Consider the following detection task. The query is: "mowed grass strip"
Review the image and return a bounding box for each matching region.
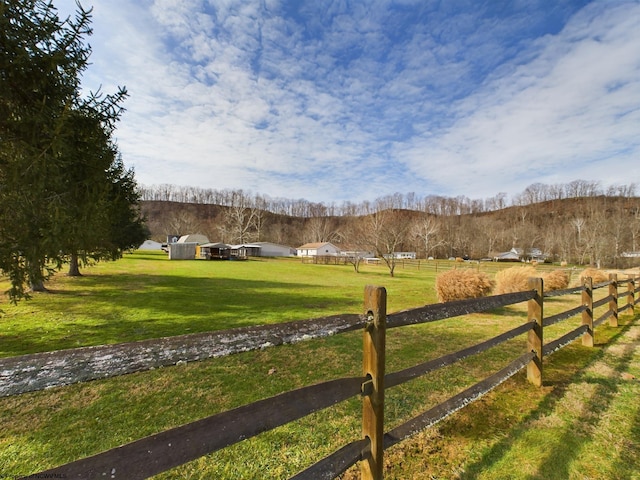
[0,252,637,478]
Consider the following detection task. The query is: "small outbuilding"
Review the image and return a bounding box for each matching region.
[169,242,198,260]
[200,242,231,260]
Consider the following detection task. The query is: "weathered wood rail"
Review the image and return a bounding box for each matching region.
[12,273,639,480]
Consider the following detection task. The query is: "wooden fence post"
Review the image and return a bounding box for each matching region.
[362,286,386,480]
[527,277,544,387]
[609,273,618,327]
[582,277,594,347]
[628,275,635,315]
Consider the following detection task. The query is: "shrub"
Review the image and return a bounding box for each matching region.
[494,266,538,294]
[579,268,609,284]
[435,269,494,302]
[541,269,570,292]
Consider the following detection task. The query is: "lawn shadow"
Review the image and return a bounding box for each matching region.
[459,317,639,479]
[2,270,361,357]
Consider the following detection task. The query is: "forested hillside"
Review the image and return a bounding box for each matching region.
[140,181,640,268]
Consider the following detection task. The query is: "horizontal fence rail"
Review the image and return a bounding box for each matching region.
[0,293,535,397]
[387,290,536,328]
[35,376,366,480]
[18,272,640,480]
[383,352,537,449]
[0,313,364,397]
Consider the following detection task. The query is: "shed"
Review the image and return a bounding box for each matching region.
[169,242,197,260]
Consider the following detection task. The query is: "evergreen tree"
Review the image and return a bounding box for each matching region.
[0,0,144,299]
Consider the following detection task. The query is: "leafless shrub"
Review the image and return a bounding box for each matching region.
[541,269,570,292]
[435,269,494,302]
[494,266,538,294]
[579,268,609,284]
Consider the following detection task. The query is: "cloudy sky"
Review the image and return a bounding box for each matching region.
[54,0,640,203]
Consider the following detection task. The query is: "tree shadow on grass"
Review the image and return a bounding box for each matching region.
[2,272,361,357]
[458,318,639,479]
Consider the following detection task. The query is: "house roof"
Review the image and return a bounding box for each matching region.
[495,251,521,260]
[177,234,209,244]
[297,242,336,249]
[200,242,229,248]
[254,241,294,249]
[138,240,162,250]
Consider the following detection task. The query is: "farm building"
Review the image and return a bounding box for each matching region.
[493,247,549,262]
[138,240,163,250]
[169,242,197,260]
[199,242,295,259]
[200,243,231,260]
[177,234,209,245]
[252,242,296,257]
[296,242,341,257]
[167,234,211,260]
[493,249,522,262]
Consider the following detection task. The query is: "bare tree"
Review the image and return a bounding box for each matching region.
[166,210,202,236]
[411,215,444,258]
[364,208,412,277]
[303,217,340,243]
[223,205,259,243]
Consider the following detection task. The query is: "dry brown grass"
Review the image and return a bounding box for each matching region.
[435,269,495,302]
[495,266,570,294]
[541,269,570,292]
[494,266,538,294]
[579,267,610,284]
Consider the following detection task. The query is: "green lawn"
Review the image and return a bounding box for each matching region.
[0,251,441,357]
[0,252,638,479]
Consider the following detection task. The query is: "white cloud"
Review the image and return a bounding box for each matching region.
[52,0,640,203]
[397,1,640,198]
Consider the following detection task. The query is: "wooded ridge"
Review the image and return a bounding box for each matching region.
[140,181,640,268]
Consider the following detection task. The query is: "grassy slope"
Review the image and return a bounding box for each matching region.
[0,252,638,479]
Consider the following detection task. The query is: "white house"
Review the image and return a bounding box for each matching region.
[296,242,341,257]
[392,252,417,259]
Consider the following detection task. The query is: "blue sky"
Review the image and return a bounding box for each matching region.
[54,0,640,203]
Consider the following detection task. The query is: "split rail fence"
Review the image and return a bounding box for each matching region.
[4,273,638,479]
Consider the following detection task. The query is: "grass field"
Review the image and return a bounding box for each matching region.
[0,252,638,479]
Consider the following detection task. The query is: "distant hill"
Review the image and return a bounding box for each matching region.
[140,196,640,268]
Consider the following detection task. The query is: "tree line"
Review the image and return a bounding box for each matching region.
[143,189,640,273]
[140,180,637,218]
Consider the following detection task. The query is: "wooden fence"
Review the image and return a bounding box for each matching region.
[7,273,639,479]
